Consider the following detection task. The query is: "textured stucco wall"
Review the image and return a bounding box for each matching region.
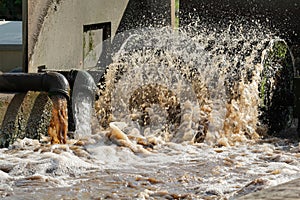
[0,92,53,147]
[0,47,22,72]
[26,0,173,73]
[26,0,129,72]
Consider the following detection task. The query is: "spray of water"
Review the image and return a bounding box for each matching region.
[95,20,293,147]
[0,19,297,200]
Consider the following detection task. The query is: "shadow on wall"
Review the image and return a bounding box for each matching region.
[113,0,171,53]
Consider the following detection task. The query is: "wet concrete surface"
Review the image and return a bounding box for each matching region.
[0,92,52,147]
[238,178,300,200]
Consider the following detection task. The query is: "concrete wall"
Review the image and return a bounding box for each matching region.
[25,0,173,73]
[26,0,129,72]
[0,45,22,72]
[0,92,52,147]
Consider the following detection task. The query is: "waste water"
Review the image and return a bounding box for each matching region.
[1,21,300,199]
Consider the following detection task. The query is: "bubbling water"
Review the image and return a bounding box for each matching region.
[96,21,285,147]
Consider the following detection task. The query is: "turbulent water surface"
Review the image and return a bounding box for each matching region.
[1,23,300,199]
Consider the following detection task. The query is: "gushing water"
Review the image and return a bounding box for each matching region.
[97,22,283,146]
[48,95,68,144]
[0,22,299,199]
[73,95,93,140]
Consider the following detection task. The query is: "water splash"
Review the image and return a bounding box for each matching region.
[96,21,292,147]
[97,27,213,144]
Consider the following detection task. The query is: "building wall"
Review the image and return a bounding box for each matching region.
[0,45,22,72]
[25,0,173,73]
[26,0,129,72]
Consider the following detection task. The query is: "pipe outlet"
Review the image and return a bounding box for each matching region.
[0,72,70,99]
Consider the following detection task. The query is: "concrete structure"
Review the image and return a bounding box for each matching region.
[0,92,52,147]
[0,21,22,72]
[24,0,172,74]
[24,0,129,73]
[238,178,300,199]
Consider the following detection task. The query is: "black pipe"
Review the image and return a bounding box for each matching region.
[37,69,97,133]
[52,70,97,95]
[71,70,97,98]
[0,72,70,99]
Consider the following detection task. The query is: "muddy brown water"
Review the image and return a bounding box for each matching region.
[1,135,300,199]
